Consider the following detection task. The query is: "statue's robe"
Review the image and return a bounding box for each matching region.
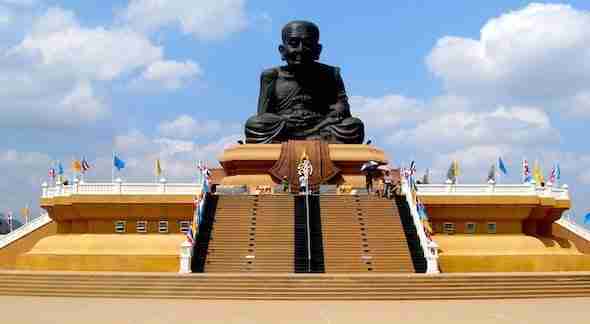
[245,62,364,144]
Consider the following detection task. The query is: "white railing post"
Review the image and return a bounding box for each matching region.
[159,178,167,193]
[115,178,123,194]
[41,182,48,198]
[401,177,440,274]
[179,240,193,274]
[487,179,495,193]
[56,180,63,196]
[73,178,80,193]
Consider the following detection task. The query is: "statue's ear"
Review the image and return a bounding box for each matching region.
[314,43,323,61]
[279,45,287,61]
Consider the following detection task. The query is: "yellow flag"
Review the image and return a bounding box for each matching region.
[533,160,544,184]
[155,159,162,177]
[71,160,82,172]
[21,205,30,223]
[453,160,460,177]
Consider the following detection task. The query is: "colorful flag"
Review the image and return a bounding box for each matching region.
[409,161,416,177]
[498,157,508,175]
[21,205,30,224]
[81,157,90,173]
[186,226,194,244]
[416,200,428,220]
[71,159,82,173]
[48,167,56,180]
[198,162,211,193]
[522,159,531,183]
[447,160,459,183]
[155,159,162,177]
[57,161,64,175]
[549,163,561,184]
[7,211,13,232]
[113,154,126,171]
[533,160,544,184]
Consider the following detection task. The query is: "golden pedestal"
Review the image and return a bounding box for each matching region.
[218,143,387,188]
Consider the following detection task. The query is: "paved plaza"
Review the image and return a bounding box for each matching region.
[1,296,588,324]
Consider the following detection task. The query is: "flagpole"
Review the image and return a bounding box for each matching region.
[496,158,504,184]
[112,151,115,183]
[71,156,75,184]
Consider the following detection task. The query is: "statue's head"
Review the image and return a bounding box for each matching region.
[279,20,322,66]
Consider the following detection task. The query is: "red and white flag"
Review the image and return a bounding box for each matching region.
[81,158,90,173]
[522,159,531,183]
[48,168,56,179]
[7,211,13,232]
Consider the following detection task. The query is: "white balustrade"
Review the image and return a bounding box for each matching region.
[416,183,568,199]
[401,178,440,274]
[0,213,52,249]
[42,181,202,198]
[178,240,194,274]
[556,218,590,242]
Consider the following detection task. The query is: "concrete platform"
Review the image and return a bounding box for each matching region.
[1,296,589,324]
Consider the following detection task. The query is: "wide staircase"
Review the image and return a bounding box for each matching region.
[204,195,257,272]
[320,195,415,273]
[360,195,415,272]
[320,195,368,272]
[251,195,295,272]
[2,271,590,300]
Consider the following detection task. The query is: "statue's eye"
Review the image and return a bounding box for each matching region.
[302,40,314,47]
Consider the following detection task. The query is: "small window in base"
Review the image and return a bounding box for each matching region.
[114,221,126,233]
[465,222,477,234]
[179,221,190,234]
[136,220,147,233]
[487,222,497,234]
[443,222,456,235]
[159,220,169,233]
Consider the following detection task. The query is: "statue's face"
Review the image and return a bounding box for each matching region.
[279,23,322,66]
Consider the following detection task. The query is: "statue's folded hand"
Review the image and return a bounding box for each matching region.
[326,110,343,120]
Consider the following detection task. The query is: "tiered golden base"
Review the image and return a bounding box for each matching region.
[219,144,386,188]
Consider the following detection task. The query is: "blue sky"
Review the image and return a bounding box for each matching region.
[1,1,590,226]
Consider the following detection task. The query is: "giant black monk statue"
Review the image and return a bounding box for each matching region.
[244,20,365,144]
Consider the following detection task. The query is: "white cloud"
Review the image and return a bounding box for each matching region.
[390,105,557,149]
[0,6,200,129]
[570,91,590,116]
[135,60,202,90]
[0,0,37,7]
[0,149,52,220]
[157,115,231,139]
[352,94,424,130]
[427,3,590,109]
[14,7,163,81]
[123,0,248,40]
[58,81,109,124]
[113,128,239,180]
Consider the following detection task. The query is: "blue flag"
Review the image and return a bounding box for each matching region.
[113,154,125,171]
[556,163,561,180]
[498,157,508,175]
[57,161,64,175]
[584,213,590,225]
